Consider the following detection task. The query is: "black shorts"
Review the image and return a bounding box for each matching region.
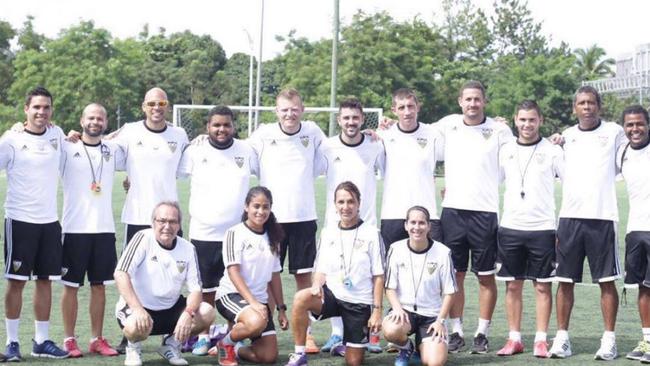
[380,219,443,250]
[556,218,621,283]
[387,309,438,346]
[4,218,62,280]
[191,240,224,292]
[624,231,650,288]
[440,208,498,274]
[311,285,370,348]
[279,220,317,274]
[61,233,117,287]
[496,227,556,282]
[215,293,275,340]
[116,296,186,335]
[125,224,184,249]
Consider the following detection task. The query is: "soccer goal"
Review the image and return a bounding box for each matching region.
[173,105,384,139]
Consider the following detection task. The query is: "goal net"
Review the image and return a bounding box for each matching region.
[173,105,384,139]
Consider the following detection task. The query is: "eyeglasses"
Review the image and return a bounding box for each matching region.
[144,100,169,108]
[154,218,179,226]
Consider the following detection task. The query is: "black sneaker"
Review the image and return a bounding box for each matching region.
[116,336,128,355]
[641,352,650,364]
[471,333,489,354]
[448,332,465,353]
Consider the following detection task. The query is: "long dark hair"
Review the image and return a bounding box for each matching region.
[240,186,284,254]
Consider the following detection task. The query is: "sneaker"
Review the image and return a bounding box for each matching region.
[285,352,308,366]
[63,338,83,358]
[496,339,524,356]
[533,340,548,358]
[594,337,617,361]
[394,339,414,366]
[0,353,6,362]
[329,341,345,357]
[320,335,342,352]
[124,343,142,366]
[367,334,382,353]
[192,337,211,356]
[158,337,188,366]
[411,350,421,364]
[627,340,650,360]
[181,335,198,353]
[548,337,572,358]
[305,335,320,354]
[217,340,238,366]
[116,336,128,355]
[385,342,400,353]
[31,339,69,358]
[447,332,465,353]
[5,341,21,362]
[470,333,489,354]
[89,337,119,356]
[641,352,650,364]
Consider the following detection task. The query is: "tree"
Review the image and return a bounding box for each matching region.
[574,44,615,80]
[17,15,46,51]
[491,0,547,59]
[0,20,15,105]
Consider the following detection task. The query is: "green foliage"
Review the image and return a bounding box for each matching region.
[574,44,615,80]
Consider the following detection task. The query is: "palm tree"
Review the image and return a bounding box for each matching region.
[574,44,615,80]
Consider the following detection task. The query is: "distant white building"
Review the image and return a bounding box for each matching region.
[585,43,650,102]
[616,43,650,77]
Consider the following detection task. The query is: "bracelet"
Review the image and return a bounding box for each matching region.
[276,304,287,312]
[371,304,382,310]
[184,307,196,318]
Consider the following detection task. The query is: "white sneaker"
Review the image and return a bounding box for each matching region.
[124,343,142,366]
[158,337,188,366]
[594,337,618,361]
[548,337,572,358]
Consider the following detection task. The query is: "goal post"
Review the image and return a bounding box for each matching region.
[173,104,384,139]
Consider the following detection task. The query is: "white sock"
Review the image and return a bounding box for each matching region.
[127,340,141,348]
[449,317,464,337]
[555,330,569,342]
[508,331,522,342]
[642,328,650,342]
[534,331,547,343]
[90,337,99,343]
[330,317,343,337]
[475,318,491,337]
[5,318,19,345]
[222,332,235,346]
[198,334,210,341]
[34,321,49,344]
[602,331,615,341]
[294,345,305,354]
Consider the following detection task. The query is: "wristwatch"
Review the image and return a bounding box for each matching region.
[276,304,288,311]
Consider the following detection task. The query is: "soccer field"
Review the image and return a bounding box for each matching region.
[0,173,642,365]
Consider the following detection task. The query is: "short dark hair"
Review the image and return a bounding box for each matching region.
[25,86,53,106]
[334,181,361,205]
[240,186,285,254]
[392,88,419,105]
[458,80,486,99]
[621,105,649,125]
[339,98,363,114]
[515,100,542,119]
[406,205,430,222]
[574,85,601,108]
[207,105,235,124]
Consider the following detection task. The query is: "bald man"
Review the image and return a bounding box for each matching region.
[59,103,125,357]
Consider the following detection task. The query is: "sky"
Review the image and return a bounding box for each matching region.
[3,0,649,62]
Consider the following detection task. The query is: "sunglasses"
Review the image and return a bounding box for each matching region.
[144,100,169,107]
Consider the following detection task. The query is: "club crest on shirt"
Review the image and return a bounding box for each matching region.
[353,239,366,249]
[234,156,244,168]
[176,261,187,273]
[535,153,546,164]
[168,141,178,153]
[61,267,68,276]
[480,128,493,140]
[427,262,438,274]
[300,136,309,148]
[49,138,58,150]
[102,146,111,162]
[598,136,608,147]
[417,137,428,148]
[12,261,21,272]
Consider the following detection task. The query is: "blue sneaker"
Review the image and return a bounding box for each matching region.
[394,339,414,366]
[330,341,346,357]
[191,337,210,356]
[320,335,343,352]
[31,339,69,359]
[5,341,21,362]
[411,350,421,364]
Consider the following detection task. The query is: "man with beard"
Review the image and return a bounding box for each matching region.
[59,103,125,357]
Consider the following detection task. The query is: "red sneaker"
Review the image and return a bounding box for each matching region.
[496,339,524,356]
[89,337,119,357]
[533,340,549,358]
[217,341,238,366]
[64,338,83,358]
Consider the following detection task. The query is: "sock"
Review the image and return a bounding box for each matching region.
[222,332,235,346]
[6,318,19,344]
[475,318,490,337]
[643,328,650,342]
[234,341,244,356]
[294,345,306,354]
[198,334,210,341]
[602,331,615,341]
[127,340,141,349]
[90,336,99,343]
[449,317,464,337]
[534,331,547,343]
[397,339,413,349]
[556,330,569,342]
[508,331,522,342]
[163,334,180,347]
[34,320,49,344]
[64,336,75,342]
[330,317,343,337]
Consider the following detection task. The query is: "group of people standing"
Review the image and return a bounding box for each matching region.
[0,79,648,366]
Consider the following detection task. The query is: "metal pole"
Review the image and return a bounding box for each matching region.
[254,0,265,130]
[328,0,340,137]
[244,29,255,136]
